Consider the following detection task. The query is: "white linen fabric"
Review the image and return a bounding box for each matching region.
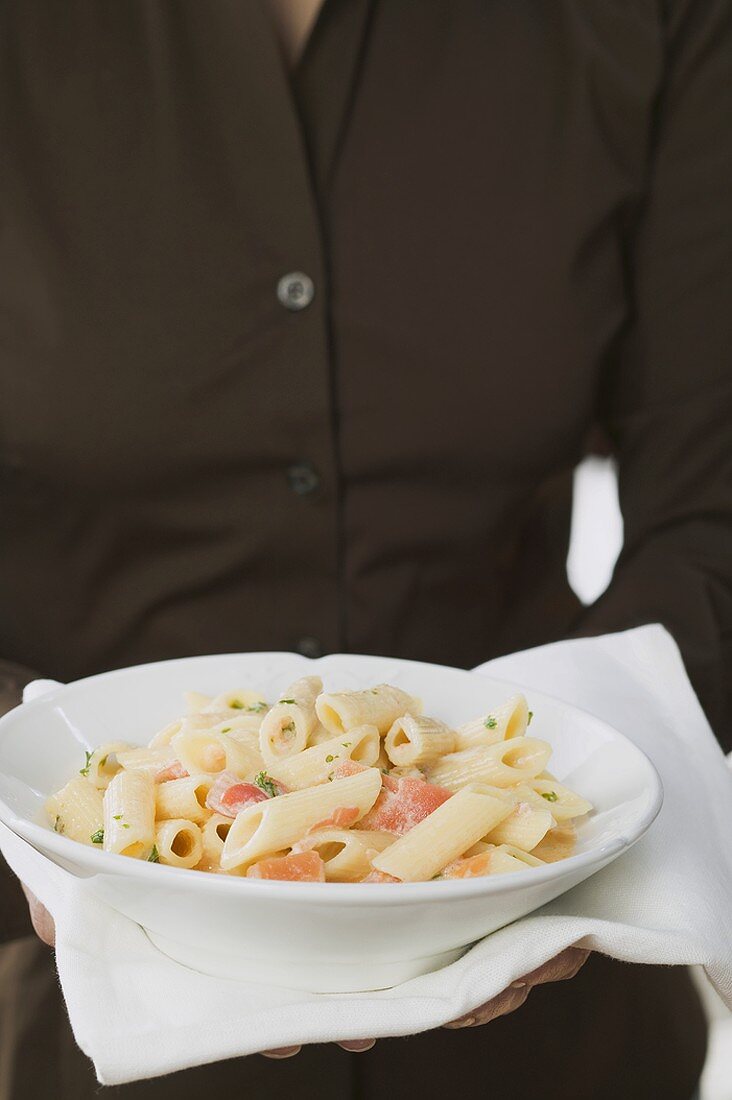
[1,625,730,1085]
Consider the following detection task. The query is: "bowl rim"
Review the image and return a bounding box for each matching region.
[0,650,664,906]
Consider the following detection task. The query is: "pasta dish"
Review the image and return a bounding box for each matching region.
[46,677,592,882]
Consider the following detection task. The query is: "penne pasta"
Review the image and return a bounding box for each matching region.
[259,676,322,764]
[103,769,156,859]
[171,728,263,778]
[46,777,104,845]
[316,684,421,735]
[426,737,552,791]
[528,778,593,822]
[371,786,513,882]
[267,724,380,789]
[220,767,383,870]
[156,774,214,824]
[292,827,394,881]
[483,799,554,851]
[384,714,456,768]
[155,819,203,869]
[454,693,530,750]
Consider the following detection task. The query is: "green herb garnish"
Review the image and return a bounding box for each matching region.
[246,702,267,713]
[541,791,559,802]
[527,710,534,726]
[325,754,337,763]
[484,715,498,730]
[280,699,296,705]
[342,742,351,748]
[99,754,109,769]
[112,814,123,821]
[53,815,65,834]
[122,823,131,829]
[282,721,296,736]
[254,771,279,798]
[229,700,245,709]
[148,845,160,863]
[79,750,94,777]
[90,828,104,844]
[220,727,232,733]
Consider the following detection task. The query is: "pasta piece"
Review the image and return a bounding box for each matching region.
[292,827,394,882]
[203,689,269,715]
[426,737,552,791]
[267,724,379,789]
[155,819,203,869]
[199,812,235,870]
[528,779,593,822]
[156,774,214,824]
[115,746,178,778]
[148,720,184,749]
[454,693,529,750]
[46,777,104,845]
[316,684,421,735]
[306,723,335,747]
[484,799,554,851]
[220,767,382,870]
[82,742,136,789]
[259,676,322,764]
[103,769,156,859]
[171,728,263,778]
[371,786,513,882]
[531,823,577,863]
[486,844,546,874]
[184,691,212,713]
[384,715,456,768]
[209,714,263,743]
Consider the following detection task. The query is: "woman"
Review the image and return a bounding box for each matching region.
[1,1,728,1097]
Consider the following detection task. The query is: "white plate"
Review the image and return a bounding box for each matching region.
[0,651,662,992]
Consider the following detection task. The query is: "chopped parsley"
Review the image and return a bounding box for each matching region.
[220,727,232,733]
[148,845,160,863]
[229,700,245,709]
[325,754,337,763]
[342,742,352,748]
[282,720,296,736]
[112,814,123,821]
[90,828,104,845]
[527,710,534,726]
[280,698,296,705]
[254,771,279,798]
[541,791,559,802]
[79,750,94,777]
[121,823,131,829]
[53,815,65,834]
[246,701,267,713]
[369,689,379,695]
[484,715,498,730]
[327,774,334,782]
[99,754,109,769]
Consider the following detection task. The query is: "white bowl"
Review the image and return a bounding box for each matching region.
[0,652,662,993]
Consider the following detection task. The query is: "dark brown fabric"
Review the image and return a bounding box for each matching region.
[0,0,728,1095]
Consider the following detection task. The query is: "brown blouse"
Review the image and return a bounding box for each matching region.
[1,1,728,1096]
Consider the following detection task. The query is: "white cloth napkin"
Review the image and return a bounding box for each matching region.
[1,625,731,1086]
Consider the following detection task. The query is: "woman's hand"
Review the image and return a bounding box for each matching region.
[20,885,56,947]
[260,946,590,1057]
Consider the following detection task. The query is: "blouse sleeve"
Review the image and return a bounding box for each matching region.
[572,0,732,750]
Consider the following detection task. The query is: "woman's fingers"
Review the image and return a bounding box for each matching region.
[521,945,590,986]
[261,1039,376,1059]
[444,981,530,1028]
[444,945,591,1029]
[20,884,56,947]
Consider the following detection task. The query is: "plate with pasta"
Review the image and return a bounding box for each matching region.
[0,651,662,992]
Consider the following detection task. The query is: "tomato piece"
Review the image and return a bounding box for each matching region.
[441,852,493,879]
[247,851,326,882]
[359,776,452,835]
[361,869,400,883]
[206,771,269,817]
[155,761,189,783]
[307,806,360,833]
[331,760,369,779]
